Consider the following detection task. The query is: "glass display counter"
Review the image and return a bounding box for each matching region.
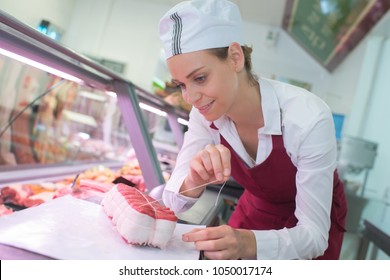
[0,10,188,209]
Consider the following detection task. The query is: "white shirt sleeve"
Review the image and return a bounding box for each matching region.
[162,109,219,212]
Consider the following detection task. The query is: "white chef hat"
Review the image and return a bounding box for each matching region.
[159,0,245,59]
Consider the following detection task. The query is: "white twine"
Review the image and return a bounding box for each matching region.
[135,179,227,209]
[214,180,227,207]
[132,186,158,246]
[133,186,157,214]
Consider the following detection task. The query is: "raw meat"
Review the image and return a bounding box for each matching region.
[78,179,114,193]
[0,183,57,209]
[0,204,13,216]
[0,185,28,206]
[101,184,177,249]
[53,179,114,201]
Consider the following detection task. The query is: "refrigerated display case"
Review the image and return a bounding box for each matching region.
[0,9,194,214]
[0,10,189,190]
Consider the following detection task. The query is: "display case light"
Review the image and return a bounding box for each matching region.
[105,91,117,98]
[139,102,167,117]
[0,47,83,84]
[139,102,189,126]
[177,117,189,126]
[77,132,90,140]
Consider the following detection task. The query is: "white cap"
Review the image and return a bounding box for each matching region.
[159,0,245,59]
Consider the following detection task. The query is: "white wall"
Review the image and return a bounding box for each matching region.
[63,0,172,91]
[341,13,390,203]
[1,0,76,32]
[327,11,390,118]
[243,22,331,100]
[323,37,366,115]
[358,37,390,239]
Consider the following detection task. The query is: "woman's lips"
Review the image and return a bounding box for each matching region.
[196,101,214,114]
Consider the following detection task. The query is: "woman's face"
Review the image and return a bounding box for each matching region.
[167,49,239,121]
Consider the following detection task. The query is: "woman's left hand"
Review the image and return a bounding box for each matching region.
[182,225,257,260]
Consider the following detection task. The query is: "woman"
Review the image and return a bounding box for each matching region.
[159,0,347,260]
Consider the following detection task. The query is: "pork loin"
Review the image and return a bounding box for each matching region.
[101,183,177,249]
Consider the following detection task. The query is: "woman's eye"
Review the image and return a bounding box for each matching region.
[195,75,206,83]
[176,83,185,90]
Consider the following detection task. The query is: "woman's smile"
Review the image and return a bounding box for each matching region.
[196,100,215,115]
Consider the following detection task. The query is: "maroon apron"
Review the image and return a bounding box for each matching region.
[216,128,347,259]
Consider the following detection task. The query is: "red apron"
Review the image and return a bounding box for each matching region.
[217,130,347,259]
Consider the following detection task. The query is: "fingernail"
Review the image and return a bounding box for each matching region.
[224,168,230,176]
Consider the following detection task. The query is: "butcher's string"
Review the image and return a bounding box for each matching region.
[134,187,157,214]
[137,179,227,209]
[133,186,159,245]
[214,180,227,207]
[175,179,227,208]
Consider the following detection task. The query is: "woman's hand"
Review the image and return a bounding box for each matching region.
[181,144,231,197]
[182,225,257,260]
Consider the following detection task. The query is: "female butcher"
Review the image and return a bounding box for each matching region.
[159,0,347,260]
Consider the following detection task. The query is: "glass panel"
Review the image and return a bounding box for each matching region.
[139,106,183,176]
[0,53,133,168]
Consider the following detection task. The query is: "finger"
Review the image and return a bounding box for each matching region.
[182,226,224,242]
[182,228,204,242]
[193,237,226,251]
[182,228,208,242]
[199,147,214,174]
[189,158,211,182]
[193,236,238,260]
[205,144,225,181]
[215,144,231,180]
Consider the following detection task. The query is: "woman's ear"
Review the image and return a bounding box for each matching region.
[228,42,245,72]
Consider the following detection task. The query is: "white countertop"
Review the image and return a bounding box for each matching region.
[0,196,201,260]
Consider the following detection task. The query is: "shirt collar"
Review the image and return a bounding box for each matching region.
[259,78,282,135]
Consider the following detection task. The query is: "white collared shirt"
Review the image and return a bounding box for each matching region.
[163,77,338,259]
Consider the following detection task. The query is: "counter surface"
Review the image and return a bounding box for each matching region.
[0,196,200,260]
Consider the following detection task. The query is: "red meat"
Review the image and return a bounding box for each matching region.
[101,184,177,249]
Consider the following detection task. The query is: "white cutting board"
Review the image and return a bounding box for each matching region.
[0,195,201,260]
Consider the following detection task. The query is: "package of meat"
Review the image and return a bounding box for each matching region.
[101,184,177,249]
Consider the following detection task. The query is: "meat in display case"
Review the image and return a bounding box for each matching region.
[0,10,188,215]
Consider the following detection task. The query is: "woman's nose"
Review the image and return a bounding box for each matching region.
[183,87,201,104]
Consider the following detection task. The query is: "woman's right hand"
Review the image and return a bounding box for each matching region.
[180,144,231,197]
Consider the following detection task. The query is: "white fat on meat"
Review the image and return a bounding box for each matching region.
[101,183,177,249]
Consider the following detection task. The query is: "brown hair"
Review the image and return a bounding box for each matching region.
[207,45,258,86]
